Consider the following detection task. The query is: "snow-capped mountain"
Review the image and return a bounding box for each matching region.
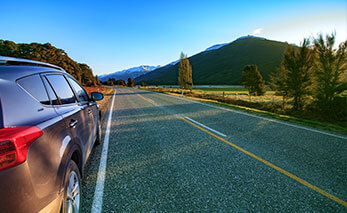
[99,65,160,81]
[204,43,229,52]
[159,42,231,69]
[168,59,180,66]
[159,36,267,69]
[237,35,266,41]
[135,35,283,85]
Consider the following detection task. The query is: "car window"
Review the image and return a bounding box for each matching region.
[45,74,77,105]
[17,74,50,105]
[42,76,60,105]
[67,77,89,102]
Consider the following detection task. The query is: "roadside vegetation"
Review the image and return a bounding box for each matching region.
[0,40,102,87]
[84,86,114,117]
[102,78,126,86]
[178,52,193,91]
[142,33,347,134]
[0,40,116,119]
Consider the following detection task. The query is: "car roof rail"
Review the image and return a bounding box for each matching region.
[0,56,65,71]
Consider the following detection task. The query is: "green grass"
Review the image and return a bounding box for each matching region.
[192,87,248,92]
[201,100,347,136]
[142,87,347,136]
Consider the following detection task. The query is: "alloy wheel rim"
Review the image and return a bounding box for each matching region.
[66,171,80,213]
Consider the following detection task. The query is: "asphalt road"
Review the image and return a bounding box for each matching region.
[82,86,347,212]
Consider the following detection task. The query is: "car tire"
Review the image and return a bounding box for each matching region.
[60,160,81,213]
[95,119,102,146]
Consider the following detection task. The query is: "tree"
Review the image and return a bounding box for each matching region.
[141,82,146,87]
[273,39,313,111]
[79,63,96,86]
[312,33,347,114]
[241,65,265,96]
[0,40,100,86]
[127,78,135,87]
[95,75,102,86]
[178,52,193,90]
[270,66,289,108]
[116,80,126,86]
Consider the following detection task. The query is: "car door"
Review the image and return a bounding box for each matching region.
[66,76,97,160]
[44,74,89,159]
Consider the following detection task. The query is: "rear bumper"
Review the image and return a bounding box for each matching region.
[0,162,62,213]
[39,193,63,213]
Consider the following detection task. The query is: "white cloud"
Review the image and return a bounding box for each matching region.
[252,28,263,35]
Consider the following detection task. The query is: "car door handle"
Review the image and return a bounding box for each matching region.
[69,120,78,128]
[88,110,92,114]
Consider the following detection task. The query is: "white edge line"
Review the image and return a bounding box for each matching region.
[184,116,227,137]
[154,91,346,140]
[137,91,227,137]
[91,89,116,213]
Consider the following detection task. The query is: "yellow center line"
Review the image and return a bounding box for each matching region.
[137,93,346,207]
[181,117,346,207]
[137,94,153,104]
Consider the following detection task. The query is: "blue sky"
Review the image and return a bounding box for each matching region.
[1,0,346,75]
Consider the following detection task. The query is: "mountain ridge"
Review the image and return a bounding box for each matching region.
[135,36,290,85]
[99,65,160,81]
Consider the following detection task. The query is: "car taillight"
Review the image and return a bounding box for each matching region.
[0,127,43,171]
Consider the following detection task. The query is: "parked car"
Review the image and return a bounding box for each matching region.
[0,56,104,212]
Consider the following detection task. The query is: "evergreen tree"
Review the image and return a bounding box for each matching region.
[241,65,265,96]
[312,33,347,113]
[127,78,135,87]
[270,66,289,108]
[273,39,313,111]
[178,52,193,90]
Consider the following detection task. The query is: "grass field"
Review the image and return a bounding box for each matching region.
[142,86,347,135]
[162,87,281,104]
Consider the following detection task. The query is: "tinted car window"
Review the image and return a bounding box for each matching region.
[67,77,89,102]
[46,75,76,105]
[17,74,50,105]
[42,76,59,105]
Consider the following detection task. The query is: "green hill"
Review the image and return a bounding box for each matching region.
[135,36,290,85]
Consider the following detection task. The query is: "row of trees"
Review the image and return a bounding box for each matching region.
[0,40,101,86]
[240,33,346,119]
[271,33,346,116]
[102,78,126,86]
[102,77,135,87]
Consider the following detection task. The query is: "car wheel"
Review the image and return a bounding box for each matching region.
[61,160,81,213]
[95,119,102,145]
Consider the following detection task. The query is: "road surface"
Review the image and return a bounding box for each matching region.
[81,87,346,212]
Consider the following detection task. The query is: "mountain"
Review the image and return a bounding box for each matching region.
[135,36,290,85]
[204,43,229,52]
[99,65,160,81]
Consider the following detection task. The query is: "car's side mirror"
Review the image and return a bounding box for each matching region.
[91,92,104,101]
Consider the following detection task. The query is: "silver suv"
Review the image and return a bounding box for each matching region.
[0,56,104,212]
